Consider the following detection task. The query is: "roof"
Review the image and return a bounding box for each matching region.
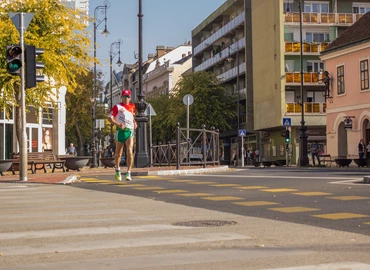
[322,11,370,54]
[173,54,192,65]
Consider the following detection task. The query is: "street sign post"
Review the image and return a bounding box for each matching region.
[145,103,157,167]
[282,117,292,127]
[238,129,246,167]
[183,94,194,141]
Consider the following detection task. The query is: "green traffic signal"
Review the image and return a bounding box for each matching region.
[6,45,23,75]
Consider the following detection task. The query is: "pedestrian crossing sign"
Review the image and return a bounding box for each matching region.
[282,118,292,127]
[238,129,246,137]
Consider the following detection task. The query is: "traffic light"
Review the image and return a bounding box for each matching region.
[6,45,22,75]
[25,45,45,88]
[285,129,290,143]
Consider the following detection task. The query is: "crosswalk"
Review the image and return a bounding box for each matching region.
[1,182,370,269]
[79,175,370,224]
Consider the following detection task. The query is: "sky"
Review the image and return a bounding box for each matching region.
[88,0,226,84]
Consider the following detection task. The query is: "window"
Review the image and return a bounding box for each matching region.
[42,107,53,125]
[305,32,330,42]
[283,1,292,12]
[284,32,293,42]
[307,61,324,73]
[360,59,369,90]
[337,65,345,95]
[304,2,329,13]
[353,3,370,14]
[285,60,294,72]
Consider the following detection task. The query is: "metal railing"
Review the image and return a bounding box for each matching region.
[284,42,329,53]
[286,102,326,114]
[284,12,363,25]
[151,124,220,168]
[285,72,327,84]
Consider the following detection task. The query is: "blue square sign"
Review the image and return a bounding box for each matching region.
[238,129,246,137]
[282,118,291,127]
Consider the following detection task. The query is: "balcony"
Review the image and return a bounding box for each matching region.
[193,12,245,56]
[285,72,328,84]
[286,102,326,114]
[194,38,244,72]
[285,42,329,54]
[217,63,246,82]
[284,12,363,25]
[143,60,170,81]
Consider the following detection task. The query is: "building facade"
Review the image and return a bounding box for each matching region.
[320,11,370,159]
[192,0,369,164]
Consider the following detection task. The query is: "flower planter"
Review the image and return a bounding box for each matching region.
[0,160,13,176]
[59,156,91,171]
[100,157,115,168]
[334,158,352,167]
[353,158,368,167]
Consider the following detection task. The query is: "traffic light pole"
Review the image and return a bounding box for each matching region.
[8,12,35,181]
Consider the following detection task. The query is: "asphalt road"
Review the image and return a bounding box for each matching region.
[75,167,370,236]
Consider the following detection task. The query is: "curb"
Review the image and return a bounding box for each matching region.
[58,174,80,185]
[147,166,230,176]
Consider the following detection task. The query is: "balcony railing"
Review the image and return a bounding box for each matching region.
[285,42,329,53]
[193,12,245,56]
[284,12,363,25]
[285,72,328,84]
[286,102,326,114]
[194,38,244,72]
[217,63,246,82]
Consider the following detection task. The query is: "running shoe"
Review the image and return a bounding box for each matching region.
[115,170,122,181]
[125,172,132,181]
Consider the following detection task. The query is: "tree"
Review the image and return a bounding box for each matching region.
[65,69,108,155]
[147,71,237,143]
[0,0,93,147]
[169,71,237,131]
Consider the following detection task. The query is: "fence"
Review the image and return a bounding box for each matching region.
[151,124,220,169]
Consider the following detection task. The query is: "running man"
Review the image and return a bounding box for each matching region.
[108,89,137,181]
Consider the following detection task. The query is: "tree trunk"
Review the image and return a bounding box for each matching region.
[75,123,83,156]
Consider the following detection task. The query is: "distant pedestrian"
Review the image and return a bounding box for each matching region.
[255,149,260,162]
[367,141,370,158]
[310,141,320,166]
[358,139,365,159]
[66,143,77,156]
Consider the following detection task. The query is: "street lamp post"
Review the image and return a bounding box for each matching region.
[227,39,241,166]
[297,0,308,166]
[91,1,110,168]
[286,0,308,166]
[134,0,150,168]
[109,39,123,137]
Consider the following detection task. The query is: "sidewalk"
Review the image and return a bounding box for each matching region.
[0,165,230,185]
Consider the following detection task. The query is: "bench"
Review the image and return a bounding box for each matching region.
[11,152,65,174]
[318,154,335,167]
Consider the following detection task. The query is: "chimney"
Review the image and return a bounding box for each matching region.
[156,46,165,58]
[147,53,154,61]
[166,46,175,53]
[182,53,186,58]
[188,51,191,56]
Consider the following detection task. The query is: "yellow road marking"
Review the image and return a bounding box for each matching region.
[154,190,188,193]
[80,177,102,181]
[202,196,244,201]
[262,188,298,193]
[233,201,280,206]
[363,222,370,225]
[133,186,166,190]
[233,186,269,190]
[177,193,213,197]
[81,180,113,183]
[210,184,241,187]
[135,176,162,179]
[188,181,217,185]
[292,192,332,196]
[269,207,320,213]
[169,180,196,183]
[328,196,370,201]
[313,213,369,220]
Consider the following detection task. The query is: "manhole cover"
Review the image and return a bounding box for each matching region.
[172,220,237,227]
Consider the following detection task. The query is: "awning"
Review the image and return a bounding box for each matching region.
[307,135,326,141]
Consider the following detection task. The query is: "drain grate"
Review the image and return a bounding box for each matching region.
[172,220,237,227]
